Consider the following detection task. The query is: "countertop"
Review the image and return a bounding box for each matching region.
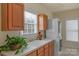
[2,39,54,56]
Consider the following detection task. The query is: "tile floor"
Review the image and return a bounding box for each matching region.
[58,48,79,56]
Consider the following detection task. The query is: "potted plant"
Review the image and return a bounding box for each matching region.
[0,35,28,54]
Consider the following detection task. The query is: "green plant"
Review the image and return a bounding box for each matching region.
[0,34,28,54]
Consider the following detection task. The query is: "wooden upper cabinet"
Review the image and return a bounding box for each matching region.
[37,14,48,31]
[1,3,24,31]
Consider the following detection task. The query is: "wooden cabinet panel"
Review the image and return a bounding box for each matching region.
[49,46,53,56]
[38,52,44,56]
[45,49,49,56]
[44,44,49,56]
[44,41,54,56]
[37,46,45,56]
[8,4,24,30]
[2,4,8,30]
[43,15,48,30]
[49,41,54,56]
[37,47,44,54]
[38,15,44,30]
[37,14,48,31]
[1,3,24,31]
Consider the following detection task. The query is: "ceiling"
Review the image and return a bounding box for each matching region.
[41,3,79,12]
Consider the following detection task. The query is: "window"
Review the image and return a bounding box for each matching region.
[21,11,37,34]
[66,20,78,42]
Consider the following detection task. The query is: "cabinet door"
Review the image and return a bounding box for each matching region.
[49,41,54,56]
[37,47,45,56]
[44,44,49,56]
[2,4,8,30]
[8,4,24,30]
[37,14,48,31]
[38,15,44,30]
[43,15,48,30]
[45,49,49,56]
[2,3,24,30]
